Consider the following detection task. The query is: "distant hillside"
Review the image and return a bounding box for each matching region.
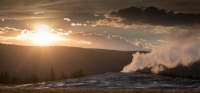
[0,43,148,78]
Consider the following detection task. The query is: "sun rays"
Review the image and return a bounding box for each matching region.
[30,24,64,45]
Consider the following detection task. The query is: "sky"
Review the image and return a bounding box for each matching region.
[0,0,200,51]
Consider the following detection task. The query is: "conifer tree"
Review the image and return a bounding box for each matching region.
[31,74,39,83]
[50,68,56,81]
[0,73,3,84]
[4,71,9,84]
[59,71,67,80]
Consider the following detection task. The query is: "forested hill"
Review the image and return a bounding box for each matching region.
[0,43,148,78]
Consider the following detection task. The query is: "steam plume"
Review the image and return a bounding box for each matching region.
[122,31,200,73]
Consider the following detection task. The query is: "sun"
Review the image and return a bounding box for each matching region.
[30,24,62,45]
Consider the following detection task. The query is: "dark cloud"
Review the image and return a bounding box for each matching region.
[1,0,200,21]
[105,6,200,27]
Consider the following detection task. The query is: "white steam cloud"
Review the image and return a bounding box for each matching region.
[122,31,200,73]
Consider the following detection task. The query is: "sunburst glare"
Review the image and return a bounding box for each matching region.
[30,24,64,45]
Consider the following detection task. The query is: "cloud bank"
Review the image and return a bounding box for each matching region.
[0,27,146,51]
[104,6,200,27]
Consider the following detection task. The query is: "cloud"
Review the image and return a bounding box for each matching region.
[0,27,146,51]
[94,13,100,17]
[60,31,146,51]
[103,6,200,27]
[1,0,200,32]
[0,0,103,20]
[0,27,22,37]
[157,40,168,43]
[1,0,200,21]
[140,39,147,42]
[94,18,150,29]
[77,40,92,44]
[64,18,70,21]
[71,23,82,26]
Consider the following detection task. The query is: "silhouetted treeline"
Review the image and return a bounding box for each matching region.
[0,71,9,84]
[0,68,86,85]
[0,71,39,85]
[70,69,86,78]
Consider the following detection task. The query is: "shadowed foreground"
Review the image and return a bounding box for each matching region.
[0,88,200,93]
[3,72,200,89]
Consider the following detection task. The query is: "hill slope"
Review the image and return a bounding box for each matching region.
[0,44,147,78]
